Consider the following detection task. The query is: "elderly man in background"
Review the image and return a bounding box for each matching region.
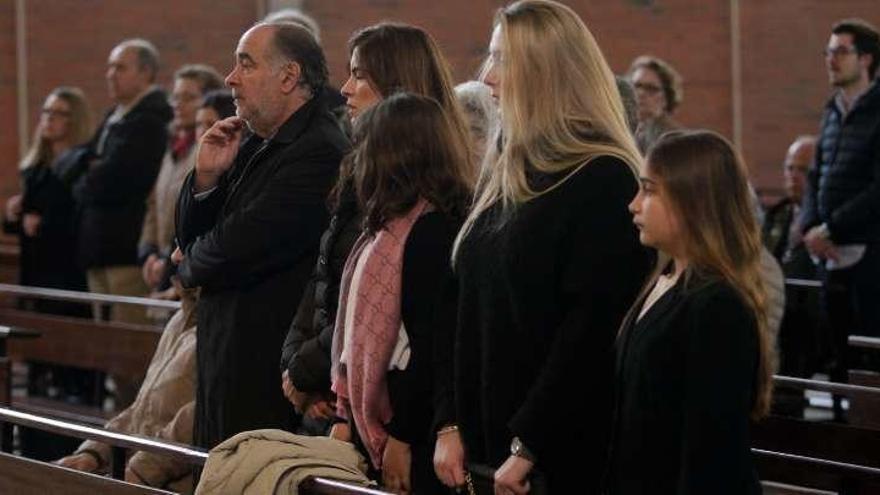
[74,38,172,327]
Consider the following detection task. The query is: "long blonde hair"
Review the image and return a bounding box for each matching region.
[20,87,92,170]
[643,130,775,419]
[454,0,642,258]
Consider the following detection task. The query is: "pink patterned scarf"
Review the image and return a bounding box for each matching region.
[331,199,431,469]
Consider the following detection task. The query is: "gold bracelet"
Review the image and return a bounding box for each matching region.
[437,424,459,436]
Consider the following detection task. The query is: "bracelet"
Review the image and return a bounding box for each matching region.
[437,424,459,436]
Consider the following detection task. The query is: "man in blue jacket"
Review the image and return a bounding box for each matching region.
[801,18,880,382]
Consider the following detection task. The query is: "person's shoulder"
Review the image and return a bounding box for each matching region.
[683,276,752,321]
[558,154,639,202]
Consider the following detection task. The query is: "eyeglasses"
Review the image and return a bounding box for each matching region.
[824,46,859,58]
[41,108,71,118]
[633,82,663,95]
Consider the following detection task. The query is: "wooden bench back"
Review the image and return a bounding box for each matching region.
[0,452,174,495]
[0,307,161,382]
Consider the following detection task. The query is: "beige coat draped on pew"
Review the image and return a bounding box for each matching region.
[194,430,372,495]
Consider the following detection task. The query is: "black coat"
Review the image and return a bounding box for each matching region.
[280,191,361,395]
[452,156,653,493]
[175,91,349,449]
[801,80,880,244]
[3,156,88,314]
[74,88,172,268]
[608,277,761,495]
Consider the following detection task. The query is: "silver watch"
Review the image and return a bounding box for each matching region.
[510,436,536,462]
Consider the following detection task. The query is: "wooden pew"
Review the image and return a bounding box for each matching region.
[756,375,880,493]
[0,452,174,495]
[0,405,387,495]
[0,307,163,424]
[300,477,391,495]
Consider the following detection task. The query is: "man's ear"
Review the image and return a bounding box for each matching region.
[280,61,302,94]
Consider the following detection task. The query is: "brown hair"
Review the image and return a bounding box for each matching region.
[628,55,684,113]
[351,92,472,234]
[174,64,224,93]
[331,22,476,210]
[640,130,775,419]
[832,18,880,79]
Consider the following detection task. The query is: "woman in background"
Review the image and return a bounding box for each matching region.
[4,86,93,312]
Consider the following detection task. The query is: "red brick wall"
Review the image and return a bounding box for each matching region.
[3,0,879,204]
[740,0,880,192]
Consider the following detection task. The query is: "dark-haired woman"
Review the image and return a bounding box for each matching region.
[329,93,471,494]
[279,21,472,438]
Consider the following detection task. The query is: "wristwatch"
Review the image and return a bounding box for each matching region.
[510,436,536,462]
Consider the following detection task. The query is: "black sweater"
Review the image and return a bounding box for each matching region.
[346,210,458,493]
[451,156,653,493]
[609,277,761,495]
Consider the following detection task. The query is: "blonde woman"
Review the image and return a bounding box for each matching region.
[4,87,92,311]
[610,130,773,494]
[434,1,653,493]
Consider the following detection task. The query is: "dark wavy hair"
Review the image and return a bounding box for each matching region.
[833,18,880,79]
[351,92,473,234]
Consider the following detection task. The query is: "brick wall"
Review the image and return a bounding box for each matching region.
[2,0,879,204]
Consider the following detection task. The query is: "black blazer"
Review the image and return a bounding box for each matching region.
[609,276,761,495]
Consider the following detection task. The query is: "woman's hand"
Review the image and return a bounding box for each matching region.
[22,213,42,237]
[329,422,351,442]
[494,455,533,495]
[5,194,22,222]
[433,428,466,488]
[55,452,100,472]
[382,435,412,495]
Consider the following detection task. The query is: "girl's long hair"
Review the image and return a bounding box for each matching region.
[639,130,775,419]
[453,0,642,260]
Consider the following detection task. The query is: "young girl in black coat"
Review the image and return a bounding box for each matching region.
[609,130,775,494]
[329,93,472,494]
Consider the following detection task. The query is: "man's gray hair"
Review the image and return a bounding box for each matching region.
[116,38,160,82]
[263,8,321,43]
[256,22,328,95]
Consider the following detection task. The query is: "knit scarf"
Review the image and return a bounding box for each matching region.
[331,198,431,469]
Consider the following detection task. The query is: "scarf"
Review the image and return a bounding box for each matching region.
[171,128,196,161]
[331,198,431,469]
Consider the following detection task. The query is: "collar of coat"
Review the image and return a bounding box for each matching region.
[265,87,331,146]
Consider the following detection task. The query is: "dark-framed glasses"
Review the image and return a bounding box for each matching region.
[824,46,859,58]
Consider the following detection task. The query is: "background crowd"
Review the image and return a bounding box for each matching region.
[1,1,878,494]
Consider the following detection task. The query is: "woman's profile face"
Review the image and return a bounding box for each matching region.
[340,47,382,121]
[39,94,72,143]
[481,25,504,105]
[628,165,682,255]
